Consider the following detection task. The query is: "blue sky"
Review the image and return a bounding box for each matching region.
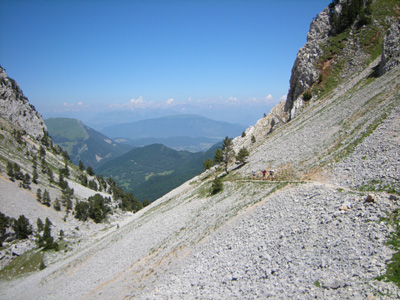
[0,0,329,127]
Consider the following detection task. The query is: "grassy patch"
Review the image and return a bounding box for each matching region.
[359,180,400,195]
[377,206,400,287]
[317,57,346,98]
[314,0,399,98]
[320,30,350,62]
[0,250,45,280]
[274,163,298,181]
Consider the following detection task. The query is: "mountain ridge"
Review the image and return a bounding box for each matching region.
[100,114,247,139]
[45,117,133,168]
[97,142,219,202]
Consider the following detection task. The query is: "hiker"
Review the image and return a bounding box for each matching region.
[252,171,256,180]
[262,170,267,180]
[269,169,275,181]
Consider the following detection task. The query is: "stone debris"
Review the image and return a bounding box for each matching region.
[137,184,399,300]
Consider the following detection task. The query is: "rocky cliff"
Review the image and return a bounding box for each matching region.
[379,20,400,75]
[284,0,400,121]
[284,7,331,120]
[0,66,47,140]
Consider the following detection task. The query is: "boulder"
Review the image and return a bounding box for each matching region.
[364,194,375,203]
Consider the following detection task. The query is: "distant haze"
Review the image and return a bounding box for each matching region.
[0,1,327,128]
[100,114,247,140]
[44,99,279,130]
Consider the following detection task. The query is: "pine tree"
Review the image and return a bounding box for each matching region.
[41,158,47,174]
[22,173,31,189]
[13,163,23,181]
[42,189,51,207]
[214,149,223,165]
[7,161,14,180]
[74,201,89,221]
[236,147,250,164]
[39,145,46,158]
[222,136,234,173]
[38,217,58,251]
[78,160,85,171]
[47,168,54,183]
[37,218,44,232]
[36,188,42,201]
[87,166,95,176]
[211,177,223,195]
[61,161,69,178]
[13,215,32,239]
[203,158,213,170]
[66,198,72,211]
[53,198,61,211]
[32,167,39,184]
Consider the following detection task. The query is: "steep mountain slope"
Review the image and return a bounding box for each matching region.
[45,117,133,169]
[0,66,142,274]
[97,143,219,202]
[2,60,398,298]
[1,1,400,299]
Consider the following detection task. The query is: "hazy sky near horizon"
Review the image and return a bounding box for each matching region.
[0,0,328,126]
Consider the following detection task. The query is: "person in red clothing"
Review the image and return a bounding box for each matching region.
[262,170,267,180]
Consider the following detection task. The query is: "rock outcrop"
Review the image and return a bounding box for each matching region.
[379,20,400,75]
[284,8,331,120]
[0,66,47,140]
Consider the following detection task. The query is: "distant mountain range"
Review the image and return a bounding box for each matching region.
[100,114,246,152]
[45,118,133,169]
[96,143,220,202]
[46,117,223,202]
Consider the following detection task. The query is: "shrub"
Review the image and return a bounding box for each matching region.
[211,177,223,195]
[303,90,312,101]
[203,158,213,170]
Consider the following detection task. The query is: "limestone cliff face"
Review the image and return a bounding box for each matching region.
[379,20,400,75]
[0,66,47,140]
[284,1,400,122]
[284,7,331,120]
